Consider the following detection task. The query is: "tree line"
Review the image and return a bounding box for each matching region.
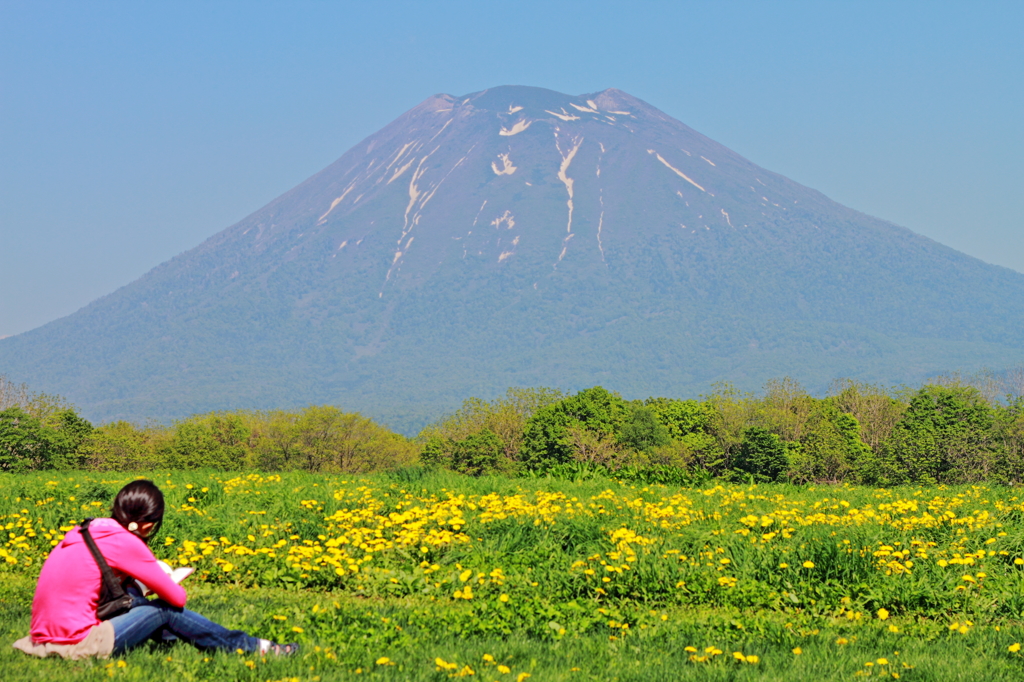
[3,371,1024,485]
[420,371,1024,486]
[0,376,416,473]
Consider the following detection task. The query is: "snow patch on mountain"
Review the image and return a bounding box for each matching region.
[499,120,532,136]
[545,108,580,122]
[491,152,517,175]
[648,149,706,193]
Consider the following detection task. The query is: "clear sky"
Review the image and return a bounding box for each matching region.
[2,0,1022,339]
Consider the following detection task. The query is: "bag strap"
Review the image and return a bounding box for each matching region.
[80,518,128,599]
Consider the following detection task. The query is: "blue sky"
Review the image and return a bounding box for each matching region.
[2,0,1022,338]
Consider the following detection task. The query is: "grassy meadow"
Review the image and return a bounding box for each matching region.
[3,469,1024,680]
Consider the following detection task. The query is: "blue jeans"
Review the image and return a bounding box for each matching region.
[108,587,261,655]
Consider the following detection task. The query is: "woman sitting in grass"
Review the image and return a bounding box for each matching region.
[12,479,298,660]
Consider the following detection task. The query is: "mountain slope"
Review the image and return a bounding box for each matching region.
[3,85,1023,432]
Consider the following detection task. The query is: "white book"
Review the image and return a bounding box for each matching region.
[136,560,194,595]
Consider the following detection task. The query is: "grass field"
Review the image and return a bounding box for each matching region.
[3,469,1024,680]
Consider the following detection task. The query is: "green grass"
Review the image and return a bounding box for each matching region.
[4,574,1023,681]
[4,470,1024,680]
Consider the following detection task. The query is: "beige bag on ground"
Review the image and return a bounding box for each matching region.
[12,621,114,660]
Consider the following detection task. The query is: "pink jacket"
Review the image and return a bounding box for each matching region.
[30,517,187,644]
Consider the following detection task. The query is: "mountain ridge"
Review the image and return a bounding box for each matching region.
[3,85,1023,433]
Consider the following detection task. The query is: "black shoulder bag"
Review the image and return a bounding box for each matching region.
[80,518,135,620]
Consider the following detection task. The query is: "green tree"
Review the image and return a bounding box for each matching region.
[829,379,906,453]
[420,435,451,470]
[520,387,629,470]
[45,409,94,469]
[734,427,788,482]
[82,421,154,471]
[876,385,995,484]
[644,397,724,472]
[0,406,92,471]
[706,383,758,471]
[168,413,252,470]
[420,387,562,466]
[618,405,670,453]
[992,397,1024,484]
[257,406,417,473]
[450,429,507,476]
[788,401,871,483]
[756,377,815,442]
[564,425,625,467]
[0,407,43,472]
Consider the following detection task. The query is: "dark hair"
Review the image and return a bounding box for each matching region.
[111,480,164,543]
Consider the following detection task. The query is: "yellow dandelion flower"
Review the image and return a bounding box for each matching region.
[802,561,815,569]
[1009,643,1021,653]
[877,608,890,620]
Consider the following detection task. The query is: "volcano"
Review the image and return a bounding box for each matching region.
[3,85,1024,432]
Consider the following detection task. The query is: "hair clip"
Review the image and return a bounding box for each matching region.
[128,522,139,532]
